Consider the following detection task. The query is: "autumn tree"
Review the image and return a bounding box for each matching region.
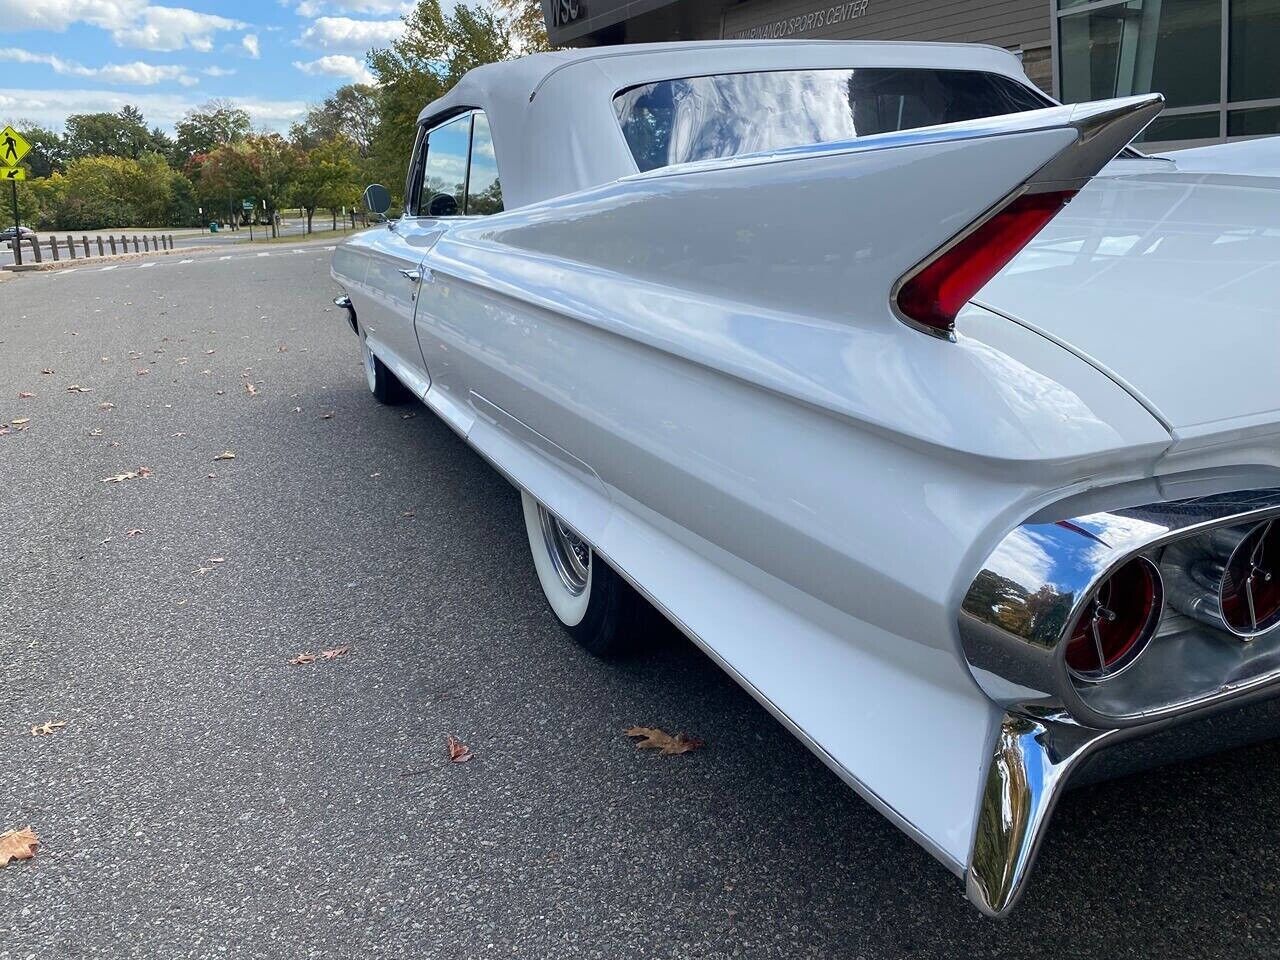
[290,85,380,157]
[366,0,513,204]
[174,100,252,165]
[493,0,553,53]
[290,137,362,233]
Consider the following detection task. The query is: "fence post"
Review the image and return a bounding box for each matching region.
[143,235,150,252]
[133,235,139,252]
[151,234,158,251]
[109,236,117,255]
[82,236,90,257]
[49,237,58,261]
[27,236,41,264]
[96,236,104,256]
[66,235,76,259]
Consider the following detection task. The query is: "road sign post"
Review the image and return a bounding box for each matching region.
[243,198,254,242]
[2,124,31,267]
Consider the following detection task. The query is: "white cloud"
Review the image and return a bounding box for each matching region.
[0,88,307,132]
[294,0,413,15]
[0,1,246,53]
[0,48,198,86]
[202,65,237,77]
[241,33,261,58]
[292,54,374,85]
[111,6,246,52]
[298,16,403,52]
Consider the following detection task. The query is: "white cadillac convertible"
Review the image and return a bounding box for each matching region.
[330,40,1280,916]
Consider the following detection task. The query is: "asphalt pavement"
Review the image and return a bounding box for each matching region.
[2,244,1279,958]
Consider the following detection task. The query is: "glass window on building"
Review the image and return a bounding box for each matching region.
[1056,0,1280,147]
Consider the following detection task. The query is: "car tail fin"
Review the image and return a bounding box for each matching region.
[891,94,1164,339]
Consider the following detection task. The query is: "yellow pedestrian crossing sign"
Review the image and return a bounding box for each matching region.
[3,166,25,180]
[2,125,31,166]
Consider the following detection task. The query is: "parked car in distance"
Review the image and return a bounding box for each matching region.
[330,40,1280,917]
[2,224,34,249]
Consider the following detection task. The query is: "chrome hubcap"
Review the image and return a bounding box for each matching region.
[538,503,590,596]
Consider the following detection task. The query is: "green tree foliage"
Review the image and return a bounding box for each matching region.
[174,100,252,166]
[45,153,197,229]
[290,137,363,233]
[64,106,166,160]
[289,84,380,157]
[14,123,68,178]
[493,0,553,53]
[366,0,513,204]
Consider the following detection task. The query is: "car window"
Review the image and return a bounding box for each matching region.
[421,114,471,217]
[466,112,503,215]
[614,68,1053,172]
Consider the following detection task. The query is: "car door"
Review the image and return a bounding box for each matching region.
[414,111,507,414]
[359,113,474,397]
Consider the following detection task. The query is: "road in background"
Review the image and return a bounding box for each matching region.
[2,247,1280,957]
[0,217,360,266]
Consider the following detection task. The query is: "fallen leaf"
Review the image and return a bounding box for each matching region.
[401,509,416,518]
[319,646,349,661]
[17,392,34,399]
[135,369,149,377]
[10,418,29,426]
[369,472,381,478]
[0,827,39,867]
[215,390,225,396]
[98,402,115,410]
[30,721,67,737]
[320,411,334,420]
[212,451,236,461]
[401,412,416,420]
[0,427,10,436]
[205,349,215,355]
[244,383,258,396]
[176,357,189,365]
[66,385,91,393]
[206,557,225,564]
[125,528,143,538]
[446,734,473,763]
[100,466,152,484]
[88,429,103,437]
[625,726,704,756]
[288,653,316,665]
[40,368,53,375]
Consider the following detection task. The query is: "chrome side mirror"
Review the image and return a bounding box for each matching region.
[362,184,391,217]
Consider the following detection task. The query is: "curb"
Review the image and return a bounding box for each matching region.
[2,246,221,273]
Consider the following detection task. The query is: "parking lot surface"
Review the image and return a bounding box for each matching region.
[2,245,1279,958]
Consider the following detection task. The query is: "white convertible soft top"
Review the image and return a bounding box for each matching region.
[417,40,1038,208]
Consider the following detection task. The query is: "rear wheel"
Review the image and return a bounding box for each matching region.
[521,490,645,657]
[360,330,407,404]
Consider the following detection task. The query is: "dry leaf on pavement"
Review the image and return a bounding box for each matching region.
[98,402,115,410]
[288,653,316,665]
[212,451,236,461]
[0,827,39,867]
[11,418,29,426]
[40,368,53,375]
[135,369,149,376]
[66,385,91,393]
[320,411,334,419]
[30,721,67,737]
[17,392,34,399]
[244,383,258,396]
[125,528,143,538]
[101,467,152,483]
[446,734,473,763]
[625,726,705,756]
[319,646,349,661]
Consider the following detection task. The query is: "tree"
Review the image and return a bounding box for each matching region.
[15,123,67,178]
[290,137,362,233]
[242,133,300,237]
[64,106,159,160]
[290,84,380,157]
[366,0,513,204]
[493,0,553,53]
[174,100,251,165]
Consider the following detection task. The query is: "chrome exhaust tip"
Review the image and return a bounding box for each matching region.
[333,294,357,335]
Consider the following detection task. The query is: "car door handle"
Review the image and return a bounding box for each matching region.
[399,268,421,283]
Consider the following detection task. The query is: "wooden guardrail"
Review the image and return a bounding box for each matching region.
[11,233,175,265]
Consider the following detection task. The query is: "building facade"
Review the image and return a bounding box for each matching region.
[542,0,1280,149]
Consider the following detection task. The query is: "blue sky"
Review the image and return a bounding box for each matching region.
[0,0,425,133]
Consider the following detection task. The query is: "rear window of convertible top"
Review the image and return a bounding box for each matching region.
[613,67,1051,172]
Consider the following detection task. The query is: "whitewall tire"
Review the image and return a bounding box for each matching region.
[521,490,645,656]
[360,330,407,405]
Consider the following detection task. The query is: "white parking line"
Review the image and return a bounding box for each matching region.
[180,258,194,264]
[220,255,232,260]
[138,262,155,269]
[256,252,269,257]
[99,265,118,272]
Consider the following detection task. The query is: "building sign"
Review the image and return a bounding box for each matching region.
[550,0,585,27]
[727,0,870,39]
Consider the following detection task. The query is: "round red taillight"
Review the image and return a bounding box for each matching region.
[1064,556,1163,681]
[1220,519,1280,636]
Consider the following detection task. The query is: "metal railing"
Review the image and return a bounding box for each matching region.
[9,233,175,266]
